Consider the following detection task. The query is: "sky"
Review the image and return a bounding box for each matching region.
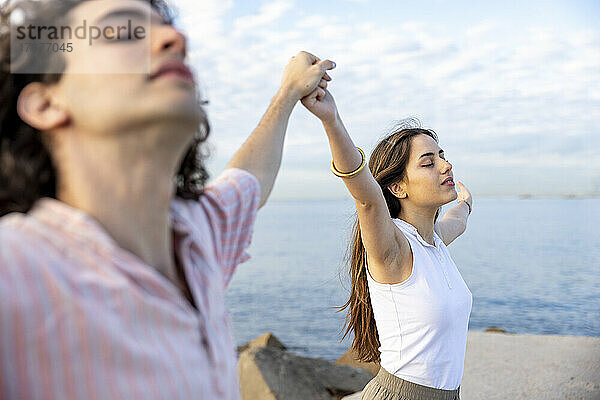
[170,0,599,199]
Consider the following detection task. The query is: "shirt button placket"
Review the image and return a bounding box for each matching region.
[435,247,452,289]
[434,246,442,262]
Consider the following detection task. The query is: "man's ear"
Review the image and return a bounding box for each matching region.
[388,181,407,199]
[17,82,69,131]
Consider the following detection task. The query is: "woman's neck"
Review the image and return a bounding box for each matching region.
[398,206,437,245]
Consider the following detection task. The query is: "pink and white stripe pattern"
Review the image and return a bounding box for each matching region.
[0,168,261,400]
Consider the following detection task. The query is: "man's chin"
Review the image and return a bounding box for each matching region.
[157,102,204,127]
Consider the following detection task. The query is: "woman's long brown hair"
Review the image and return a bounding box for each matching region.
[339,121,439,363]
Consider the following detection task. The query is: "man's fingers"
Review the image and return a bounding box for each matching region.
[318,59,336,73]
[286,52,335,99]
[297,50,318,64]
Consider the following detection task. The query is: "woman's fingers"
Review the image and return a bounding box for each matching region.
[456,181,472,204]
[457,181,470,193]
[301,88,319,107]
[316,87,327,101]
[318,78,327,89]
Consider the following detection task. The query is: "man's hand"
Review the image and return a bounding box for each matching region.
[226,51,335,208]
[280,51,335,102]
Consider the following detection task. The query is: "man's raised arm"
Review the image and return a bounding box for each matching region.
[226,51,335,208]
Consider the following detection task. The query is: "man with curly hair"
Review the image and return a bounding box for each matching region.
[0,0,334,398]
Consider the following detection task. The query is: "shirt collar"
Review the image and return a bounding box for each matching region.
[30,197,190,253]
[30,198,119,252]
[393,218,441,249]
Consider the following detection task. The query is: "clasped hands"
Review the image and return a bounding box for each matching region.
[279,51,339,125]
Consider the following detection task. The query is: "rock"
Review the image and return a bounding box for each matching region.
[237,332,287,353]
[335,347,380,377]
[238,345,372,400]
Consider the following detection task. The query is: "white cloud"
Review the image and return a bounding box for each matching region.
[233,1,294,34]
[172,0,600,198]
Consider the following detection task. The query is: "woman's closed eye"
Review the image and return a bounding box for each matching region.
[423,158,448,167]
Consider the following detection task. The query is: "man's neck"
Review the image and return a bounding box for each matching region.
[54,127,192,288]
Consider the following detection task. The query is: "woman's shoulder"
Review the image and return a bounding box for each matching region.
[364,218,414,285]
[390,218,418,240]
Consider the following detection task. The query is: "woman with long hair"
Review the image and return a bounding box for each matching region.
[302,84,473,399]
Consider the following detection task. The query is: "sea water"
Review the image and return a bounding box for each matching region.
[226,198,600,361]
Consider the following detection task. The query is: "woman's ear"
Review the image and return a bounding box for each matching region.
[388,181,407,199]
[17,82,69,131]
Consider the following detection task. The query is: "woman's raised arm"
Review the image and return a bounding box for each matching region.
[434,181,472,245]
[302,88,411,282]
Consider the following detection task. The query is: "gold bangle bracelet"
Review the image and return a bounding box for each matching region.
[331,147,366,178]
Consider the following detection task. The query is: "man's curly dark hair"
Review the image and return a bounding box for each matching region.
[0,0,210,217]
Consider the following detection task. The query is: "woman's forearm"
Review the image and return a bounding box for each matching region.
[436,201,470,242]
[445,200,470,222]
[322,116,384,206]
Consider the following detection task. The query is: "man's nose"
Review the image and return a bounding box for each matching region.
[441,159,452,173]
[152,24,187,58]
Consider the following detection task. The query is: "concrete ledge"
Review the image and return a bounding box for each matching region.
[343,331,600,400]
[461,331,600,400]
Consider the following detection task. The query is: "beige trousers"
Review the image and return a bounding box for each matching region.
[360,368,460,400]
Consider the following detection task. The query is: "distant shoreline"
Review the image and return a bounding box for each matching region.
[473,327,600,339]
[268,195,600,202]
[516,194,600,199]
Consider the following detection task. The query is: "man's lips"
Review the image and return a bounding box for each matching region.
[149,60,194,84]
[441,177,455,186]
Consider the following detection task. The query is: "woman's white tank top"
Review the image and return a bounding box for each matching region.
[366,218,472,390]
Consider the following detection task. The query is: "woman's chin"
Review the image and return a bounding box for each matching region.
[441,191,458,205]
